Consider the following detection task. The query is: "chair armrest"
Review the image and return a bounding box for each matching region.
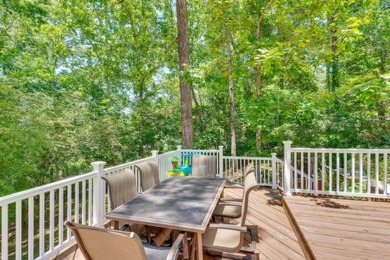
[167,232,188,260]
[208,223,247,232]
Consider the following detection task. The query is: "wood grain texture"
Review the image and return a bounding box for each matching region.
[283,195,390,260]
[54,187,305,260]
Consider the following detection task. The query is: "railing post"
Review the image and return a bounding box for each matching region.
[177,145,182,158]
[271,153,277,190]
[151,150,159,157]
[152,150,160,179]
[283,141,292,196]
[218,146,224,178]
[91,161,106,227]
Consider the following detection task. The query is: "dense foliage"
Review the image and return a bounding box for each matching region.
[0,0,388,195]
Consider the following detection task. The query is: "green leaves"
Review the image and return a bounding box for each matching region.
[0,0,388,195]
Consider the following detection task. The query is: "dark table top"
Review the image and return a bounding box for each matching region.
[106,176,225,232]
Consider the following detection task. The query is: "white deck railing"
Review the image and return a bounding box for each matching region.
[0,150,176,260]
[283,141,390,198]
[0,171,97,260]
[2,142,387,259]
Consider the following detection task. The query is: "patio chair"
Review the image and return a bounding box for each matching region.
[192,155,218,177]
[202,171,258,258]
[135,161,172,245]
[136,161,160,192]
[102,168,138,210]
[102,169,140,232]
[213,164,255,220]
[225,163,254,187]
[64,221,189,260]
[221,163,255,200]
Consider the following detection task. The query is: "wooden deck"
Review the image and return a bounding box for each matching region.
[283,195,390,260]
[53,187,305,260]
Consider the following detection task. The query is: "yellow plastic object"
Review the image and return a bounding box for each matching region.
[166,170,185,176]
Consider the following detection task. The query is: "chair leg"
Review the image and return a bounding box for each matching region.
[188,233,197,260]
[146,226,153,244]
[240,225,257,253]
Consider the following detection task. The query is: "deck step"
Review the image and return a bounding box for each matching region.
[282,196,316,260]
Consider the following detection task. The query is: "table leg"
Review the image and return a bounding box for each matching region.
[113,220,119,230]
[196,232,203,260]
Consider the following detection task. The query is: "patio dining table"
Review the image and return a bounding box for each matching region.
[105,176,226,260]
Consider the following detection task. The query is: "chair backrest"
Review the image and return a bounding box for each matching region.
[135,161,160,192]
[102,169,137,210]
[65,221,148,260]
[239,171,258,227]
[192,155,218,177]
[244,163,255,177]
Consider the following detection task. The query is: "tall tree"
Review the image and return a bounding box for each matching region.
[176,0,193,148]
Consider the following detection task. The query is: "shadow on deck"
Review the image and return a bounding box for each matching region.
[54,188,390,260]
[53,187,305,260]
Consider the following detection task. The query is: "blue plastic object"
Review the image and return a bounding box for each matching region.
[179,165,192,174]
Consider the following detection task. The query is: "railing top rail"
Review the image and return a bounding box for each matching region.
[104,156,155,174]
[291,147,390,153]
[156,150,178,157]
[180,149,220,153]
[223,156,272,160]
[275,158,284,164]
[0,171,96,206]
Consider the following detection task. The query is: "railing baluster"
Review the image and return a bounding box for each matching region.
[88,179,93,225]
[336,153,340,193]
[352,153,355,193]
[82,180,86,224]
[49,190,54,251]
[359,153,363,194]
[375,152,379,195]
[229,157,232,181]
[2,204,9,260]
[308,152,311,191]
[344,152,347,192]
[59,187,64,246]
[15,200,22,260]
[300,152,305,190]
[385,154,388,195]
[39,193,44,257]
[28,196,34,260]
[67,185,71,240]
[329,152,332,192]
[367,154,371,196]
[321,152,325,191]
[75,182,79,223]
[294,152,297,190]
[314,152,318,193]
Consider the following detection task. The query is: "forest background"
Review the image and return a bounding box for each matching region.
[0,0,389,196]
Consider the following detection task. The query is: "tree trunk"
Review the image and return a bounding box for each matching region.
[377,41,388,145]
[227,36,236,156]
[255,16,263,152]
[176,0,193,148]
[329,15,340,91]
[191,86,203,133]
[137,77,145,157]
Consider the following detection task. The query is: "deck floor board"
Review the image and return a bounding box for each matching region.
[53,187,305,260]
[283,195,390,260]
